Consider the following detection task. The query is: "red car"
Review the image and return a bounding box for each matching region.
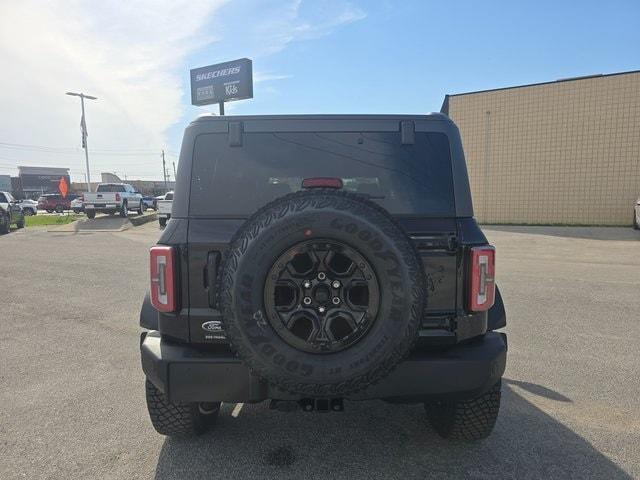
[37,193,77,213]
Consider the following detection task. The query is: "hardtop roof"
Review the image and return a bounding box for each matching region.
[191,113,450,126]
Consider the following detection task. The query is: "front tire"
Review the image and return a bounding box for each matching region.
[145,379,219,437]
[425,381,501,441]
[86,210,96,219]
[23,208,34,216]
[55,204,64,213]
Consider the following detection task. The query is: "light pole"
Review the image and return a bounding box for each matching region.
[66,92,97,192]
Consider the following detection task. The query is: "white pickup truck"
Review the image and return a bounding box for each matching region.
[84,183,143,219]
[156,191,173,227]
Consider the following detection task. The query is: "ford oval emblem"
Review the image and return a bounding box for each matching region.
[202,320,223,332]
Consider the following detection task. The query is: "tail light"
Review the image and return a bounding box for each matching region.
[468,246,496,312]
[150,246,177,312]
[115,193,121,202]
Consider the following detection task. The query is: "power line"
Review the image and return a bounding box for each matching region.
[0,141,170,155]
[0,147,169,157]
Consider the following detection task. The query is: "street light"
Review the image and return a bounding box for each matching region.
[66,92,97,192]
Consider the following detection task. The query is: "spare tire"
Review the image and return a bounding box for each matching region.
[218,189,425,396]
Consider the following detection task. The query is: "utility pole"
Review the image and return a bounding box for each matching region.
[66,92,97,192]
[172,161,177,183]
[161,150,167,190]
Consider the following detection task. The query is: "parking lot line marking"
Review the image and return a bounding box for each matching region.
[231,403,244,418]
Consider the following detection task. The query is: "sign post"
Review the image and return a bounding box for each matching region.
[190,58,253,114]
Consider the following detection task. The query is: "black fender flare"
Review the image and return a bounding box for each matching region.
[487,285,506,331]
[139,292,158,330]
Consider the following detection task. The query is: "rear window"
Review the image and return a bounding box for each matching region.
[190,131,454,217]
[97,184,126,193]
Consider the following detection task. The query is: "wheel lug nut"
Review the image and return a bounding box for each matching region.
[303,280,311,289]
[318,306,326,314]
[332,280,340,289]
[317,272,326,281]
[332,297,341,305]
[303,297,312,305]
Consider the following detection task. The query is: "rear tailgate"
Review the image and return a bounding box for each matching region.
[84,192,118,208]
[185,126,463,345]
[157,200,172,216]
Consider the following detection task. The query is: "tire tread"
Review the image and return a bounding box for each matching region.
[145,379,215,437]
[426,381,501,441]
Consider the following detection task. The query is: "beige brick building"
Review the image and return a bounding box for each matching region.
[442,70,640,225]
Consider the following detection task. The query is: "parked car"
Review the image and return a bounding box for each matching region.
[156,191,173,227]
[142,196,156,211]
[0,191,25,234]
[83,183,143,219]
[17,198,38,215]
[71,197,84,214]
[634,197,640,229]
[37,193,76,213]
[140,114,507,441]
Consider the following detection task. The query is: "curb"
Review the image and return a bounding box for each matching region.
[130,212,158,226]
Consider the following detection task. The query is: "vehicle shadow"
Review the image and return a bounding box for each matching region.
[483,225,640,242]
[153,384,630,480]
[503,378,572,403]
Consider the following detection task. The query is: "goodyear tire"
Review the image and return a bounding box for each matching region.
[425,381,502,441]
[218,190,425,396]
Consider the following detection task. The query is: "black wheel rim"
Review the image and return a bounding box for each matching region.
[264,240,380,354]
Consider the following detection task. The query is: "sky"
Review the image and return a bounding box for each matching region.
[0,0,639,182]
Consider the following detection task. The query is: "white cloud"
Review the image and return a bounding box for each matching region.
[0,0,226,180]
[254,73,294,83]
[262,0,366,55]
[212,0,367,57]
[0,0,366,181]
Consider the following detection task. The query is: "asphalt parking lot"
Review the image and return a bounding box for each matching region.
[1,223,639,479]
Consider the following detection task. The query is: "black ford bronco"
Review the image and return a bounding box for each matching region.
[140,114,506,440]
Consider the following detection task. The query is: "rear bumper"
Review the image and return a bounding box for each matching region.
[141,330,507,404]
[85,204,118,210]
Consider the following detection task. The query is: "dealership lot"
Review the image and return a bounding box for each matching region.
[1,224,639,479]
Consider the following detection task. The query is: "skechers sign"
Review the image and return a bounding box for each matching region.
[190,58,253,106]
